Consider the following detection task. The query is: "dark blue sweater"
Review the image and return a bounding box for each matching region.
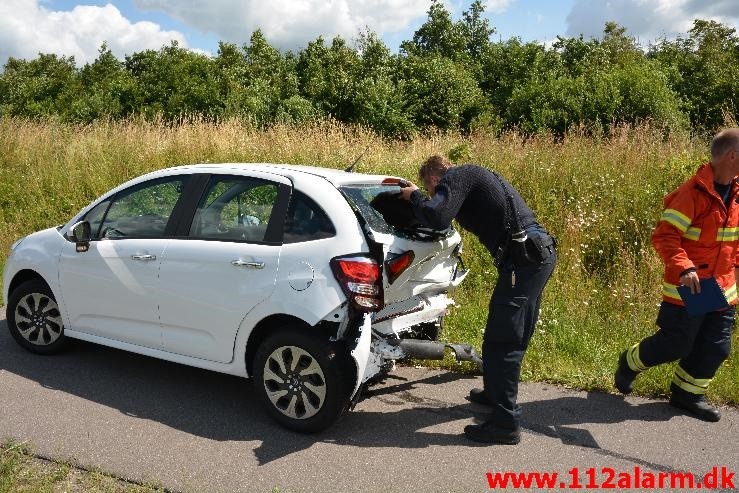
[410,164,536,255]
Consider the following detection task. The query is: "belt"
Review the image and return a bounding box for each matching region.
[493,227,556,267]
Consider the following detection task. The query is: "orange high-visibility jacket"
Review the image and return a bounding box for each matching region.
[652,163,739,306]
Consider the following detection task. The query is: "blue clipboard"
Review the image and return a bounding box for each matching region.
[677,277,730,316]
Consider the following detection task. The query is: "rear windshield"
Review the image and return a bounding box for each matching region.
[339,184,452,241]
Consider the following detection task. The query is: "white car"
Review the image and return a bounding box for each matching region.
[3,163,471,432]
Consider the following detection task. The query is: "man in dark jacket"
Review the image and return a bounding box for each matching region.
[400,155,556,445]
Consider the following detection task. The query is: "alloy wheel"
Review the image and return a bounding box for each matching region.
[13,293,63,346]
[262,345,327,420]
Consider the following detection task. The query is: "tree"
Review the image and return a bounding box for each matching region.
[506,75,585,134]
[124,41,222,120]
[478,39,562,127]
[461,0,495,60]
[296,36,359,121]
[69,43,136,122]
[347,30,412,137]
[216,31,301,124]
[245,30,299,101]
[399,54,488,131]
[650,19,739,129]
[400,0,467,61]
[600,21,643,67]
[553,35,597,76]
[0,54,79,118]
[612,61,687,130]
[0,12,719,136]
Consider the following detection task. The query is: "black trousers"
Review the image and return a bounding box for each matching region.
[482,230,556,430]
[631,302,734,401]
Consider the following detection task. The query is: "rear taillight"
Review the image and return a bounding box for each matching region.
[385,250,415,284]
[331,255,383,312]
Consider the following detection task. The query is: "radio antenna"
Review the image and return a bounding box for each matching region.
[344,144,371,173]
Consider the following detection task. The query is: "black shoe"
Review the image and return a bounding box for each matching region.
[669,396,721,422]
[614,350,638,394]
[468,388,490,405]
[464,421,521,445]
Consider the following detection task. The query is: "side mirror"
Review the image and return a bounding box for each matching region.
[71,221,91,252]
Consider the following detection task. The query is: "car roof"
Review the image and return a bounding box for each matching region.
[153,163,400,187]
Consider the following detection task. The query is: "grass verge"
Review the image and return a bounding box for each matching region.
[0,117,736,405]
[0,440,163,493]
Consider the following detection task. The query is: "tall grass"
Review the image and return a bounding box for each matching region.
[1,117,736,404]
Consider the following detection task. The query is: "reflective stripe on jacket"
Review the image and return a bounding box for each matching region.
[652,163,739,306]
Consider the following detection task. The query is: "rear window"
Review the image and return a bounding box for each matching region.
[340,184,452,241]
[284,191,336,243]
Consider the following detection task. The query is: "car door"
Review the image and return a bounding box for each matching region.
[157,172,291,363]
[58,175,192,349]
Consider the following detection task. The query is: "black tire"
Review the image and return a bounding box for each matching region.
[7,279,68,355]
[253,326,353,433]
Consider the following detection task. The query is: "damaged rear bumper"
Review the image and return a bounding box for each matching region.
[347,292,481,400]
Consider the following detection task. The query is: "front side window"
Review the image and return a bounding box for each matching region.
[99,176,189,239]
[190,176,279,242]
[83,199,111,240]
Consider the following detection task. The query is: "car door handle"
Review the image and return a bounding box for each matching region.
[131,254,157,261]
[231,259,265,269]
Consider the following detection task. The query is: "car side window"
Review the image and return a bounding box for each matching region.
[99,176,188,239]
[283,191,336,243]
[83,199,111,240]
[190,176,279,242]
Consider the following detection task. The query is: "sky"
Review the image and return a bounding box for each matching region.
[1,0,738,65]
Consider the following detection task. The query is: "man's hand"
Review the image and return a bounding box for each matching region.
[680,270,701,294]
[399,181,419,201]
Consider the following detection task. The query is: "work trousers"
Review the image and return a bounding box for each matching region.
[628,302,734,401]
[482,228,556,430]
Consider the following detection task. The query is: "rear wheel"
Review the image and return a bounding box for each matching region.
[253,326,353,433]
[7,279,68,354]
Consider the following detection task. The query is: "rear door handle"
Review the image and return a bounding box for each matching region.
[231,259,265,269]
[131,254,157,261]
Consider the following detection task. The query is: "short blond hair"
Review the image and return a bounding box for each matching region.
[419,154,453,180]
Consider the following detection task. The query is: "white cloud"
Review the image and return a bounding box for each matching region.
[485,0,515,15]
[566,0,739,43]
[0,0,188,66]
[133,0,430,51]
[541,37,559,49]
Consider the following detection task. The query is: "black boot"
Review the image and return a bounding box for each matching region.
[468,388,490,405]
[464,421,521,445]
[669,395,721,422]
[614,350,638,394]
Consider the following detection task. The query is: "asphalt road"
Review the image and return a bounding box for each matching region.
[1,314,737,493]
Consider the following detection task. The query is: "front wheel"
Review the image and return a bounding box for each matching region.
[253,326,353,433]
[7,279,68,354]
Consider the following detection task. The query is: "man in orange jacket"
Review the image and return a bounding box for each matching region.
[614,128,739,421]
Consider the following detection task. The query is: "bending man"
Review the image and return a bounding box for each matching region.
[400,155,556,445]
